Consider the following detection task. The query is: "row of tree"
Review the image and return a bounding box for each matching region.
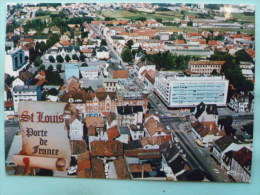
[209,50,254,94]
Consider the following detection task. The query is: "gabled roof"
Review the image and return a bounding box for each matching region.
[125,149,161,159]
[77,151,91,178]
[141,135,172,147]
[169,155,186,174]
[107,125,120,140]
[85,92,117,101]
[160,140,179,162]
[193,102,218,118]
[114,157,130,179]
[91,158,105,178]
[144,117,165,136]
[129,163,152,173]
[232,147,252,168]
[70,140,88,155]
[90,140,123,157]
[117,105,143,115]
[213,136,234,151]
[123,140,142,150]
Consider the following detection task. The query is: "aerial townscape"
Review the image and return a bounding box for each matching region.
[5,3,254,182]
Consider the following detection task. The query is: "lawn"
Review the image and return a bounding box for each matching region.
[231,13,255,23]
[101,10,181,21]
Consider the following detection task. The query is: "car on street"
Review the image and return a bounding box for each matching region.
[166,125,171,130]
[174,137,179,143]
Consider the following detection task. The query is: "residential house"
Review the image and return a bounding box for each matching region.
[96,46,110,60]
[228,147,252,182]
[69,118,84,140]
[129,124,145,141]
[229,92,250,112]
[160,140,189,181]
[144,114,167,137]
[116,105,144,126]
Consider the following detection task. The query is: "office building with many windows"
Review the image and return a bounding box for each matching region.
[154,72,229,108]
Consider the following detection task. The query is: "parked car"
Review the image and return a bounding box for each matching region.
[67,165,77,175]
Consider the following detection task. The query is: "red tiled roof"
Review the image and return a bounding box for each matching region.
[5,101,13,108]
[91,140,123,157]
[77,151,92,178]
[145,117,166,136]
[189,60,225,65]
[125,149,161,159]
[91,158,105,178]
[208,40,223,46]
[129,163,152,173]
[232,147,252,167]
[141,135,172,146]
[85,116,105,128]
[113,70,129,79]
[246,49,255,59]
[107,125,120,140]
[187,32,202,37]
[114,157,130,179]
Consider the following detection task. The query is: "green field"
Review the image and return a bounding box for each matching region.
[101,10,181,21]
[231,13,255,23]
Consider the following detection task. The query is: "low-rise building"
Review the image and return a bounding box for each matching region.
[12,85,41,114]
[187,61,225,75]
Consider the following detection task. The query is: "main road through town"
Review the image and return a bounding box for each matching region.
[148,96,229,182]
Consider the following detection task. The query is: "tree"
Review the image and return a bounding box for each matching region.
[235,50,252,63]
[47,64,54,72]
[29,47,37,62]
[56,63,62,72]
[187,21,193,26]
[81,62,88,67]
[177,34,185,40]
[211,69,219,75]
[121,47,133,62]
[218,116,236,135]
[155,18,162,23]
[5,75,15,86]
[48,55,55,63]
[39,41,47,53]
[79,53,86,62]
[38,64,46,71]
[136,17,147,22]
[65,54,71,62]
[72,54,79,61]
[101,39,107,46]
[34,57,43,67]
[56,55,64,63]
[126,40,134,49]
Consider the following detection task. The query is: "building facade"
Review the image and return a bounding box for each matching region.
[154,72,229,108]
[188,60,225,74]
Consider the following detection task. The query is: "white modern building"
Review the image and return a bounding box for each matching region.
[154,72,229,108]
